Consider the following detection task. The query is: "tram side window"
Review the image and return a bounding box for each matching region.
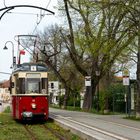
[14,75,18,94]
[41,78,48,94]
[19,78,25,94]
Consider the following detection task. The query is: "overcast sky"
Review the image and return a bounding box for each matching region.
[0,0,58,81]
[0,0,136,81]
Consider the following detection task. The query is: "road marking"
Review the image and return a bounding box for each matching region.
[53,113,140,132]
[51,113,131,140]
[54,114,72,119]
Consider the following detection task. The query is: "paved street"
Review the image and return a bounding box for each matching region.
[50,108,140,140]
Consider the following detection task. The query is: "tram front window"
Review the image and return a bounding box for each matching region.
[26,78,40,94]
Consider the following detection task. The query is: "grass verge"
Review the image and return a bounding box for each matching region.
[0,112,83,140]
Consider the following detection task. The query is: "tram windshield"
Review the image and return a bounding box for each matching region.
[27,79,40,93]
[16,77,48,94]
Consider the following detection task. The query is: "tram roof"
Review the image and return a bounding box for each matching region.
[13,63,48,73]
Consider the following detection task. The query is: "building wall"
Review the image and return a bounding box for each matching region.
[0,88,10,103]
[48,81,65,105]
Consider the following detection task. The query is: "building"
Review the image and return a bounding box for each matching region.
[0,80,10,103]
[48,81,65,105]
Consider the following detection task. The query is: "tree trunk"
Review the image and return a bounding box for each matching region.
[104,71,111,113]
[83,78,96,111]
[136,60,140,117]
[63,85,69,109]
[136,34,140,118]
[83,86,92,110]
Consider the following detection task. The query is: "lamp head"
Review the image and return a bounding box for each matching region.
[3,46,8,50]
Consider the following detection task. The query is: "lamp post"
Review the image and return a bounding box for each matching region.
[3,41,15,68]
[96,70,100,112]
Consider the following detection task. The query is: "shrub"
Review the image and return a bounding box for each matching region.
[3,106,11,113]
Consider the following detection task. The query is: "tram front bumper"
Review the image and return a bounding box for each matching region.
[21,112,47,120]
[22,112,33,118]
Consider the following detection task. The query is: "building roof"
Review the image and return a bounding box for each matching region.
[0,80,10,88]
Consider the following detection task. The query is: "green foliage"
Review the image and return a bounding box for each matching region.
[99,83,126,113]
[0,113,83,140]
[59,92,81,108]
[3,106,11,113]
[108,84,126,112]
[66,106,82,111]
[59,95,65,107]
[35,0,138,111]
[67,92,81,107]
[124,116,140,121]
[99,90,111,113]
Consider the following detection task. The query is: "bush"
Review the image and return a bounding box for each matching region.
[99,90,112,113]
[108,84,125,112]
[3,106,11,113]
[67,93,80,107]
[98,83,125,113]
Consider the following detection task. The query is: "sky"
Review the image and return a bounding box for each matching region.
[0,0,136,81]
[0,0,58,81]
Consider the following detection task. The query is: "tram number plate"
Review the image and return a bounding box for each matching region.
[31,66,37,71]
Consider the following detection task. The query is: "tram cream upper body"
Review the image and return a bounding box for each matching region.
[11,71,48,95]
[13,72,48,78]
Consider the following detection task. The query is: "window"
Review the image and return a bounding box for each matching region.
[41,78,48,94]
[19,78,25,94]
[26,78,40,94]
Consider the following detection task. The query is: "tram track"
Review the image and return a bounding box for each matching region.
[22,122,72,140]
[41,124,67,140]
[23,124,37,140]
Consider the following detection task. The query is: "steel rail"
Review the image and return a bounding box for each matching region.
[42,124,67,140]
[23,125,36,140]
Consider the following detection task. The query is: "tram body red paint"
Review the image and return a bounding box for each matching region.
[10,63,49,121]
[12,95,49,120]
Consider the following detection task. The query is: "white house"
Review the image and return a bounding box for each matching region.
[48,81,65,105]
[0,80,11,112]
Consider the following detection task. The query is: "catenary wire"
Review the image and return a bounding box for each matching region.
[32,0,52,34]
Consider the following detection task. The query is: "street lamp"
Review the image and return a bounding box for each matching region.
[3,41,16,68]
[96,70,100,112]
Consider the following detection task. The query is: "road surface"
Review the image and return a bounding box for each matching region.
[50,108,140,140]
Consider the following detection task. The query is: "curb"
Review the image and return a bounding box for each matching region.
[51,117,97,140]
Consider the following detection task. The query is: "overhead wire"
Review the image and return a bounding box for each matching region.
[2,0,53,34]
[3,0,53,62]
[3,0,6,7]
[24,0,52,55]
[30,0,53,62]
[3,0,52,34]
[32,0,52,34]
[7,11,51,16]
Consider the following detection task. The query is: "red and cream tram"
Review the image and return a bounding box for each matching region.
[10,63,49,121]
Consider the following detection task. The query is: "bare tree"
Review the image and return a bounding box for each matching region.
[35,25,83,108]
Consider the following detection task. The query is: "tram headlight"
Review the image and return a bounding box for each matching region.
[22,112,33,118]
[31,103,36,109]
